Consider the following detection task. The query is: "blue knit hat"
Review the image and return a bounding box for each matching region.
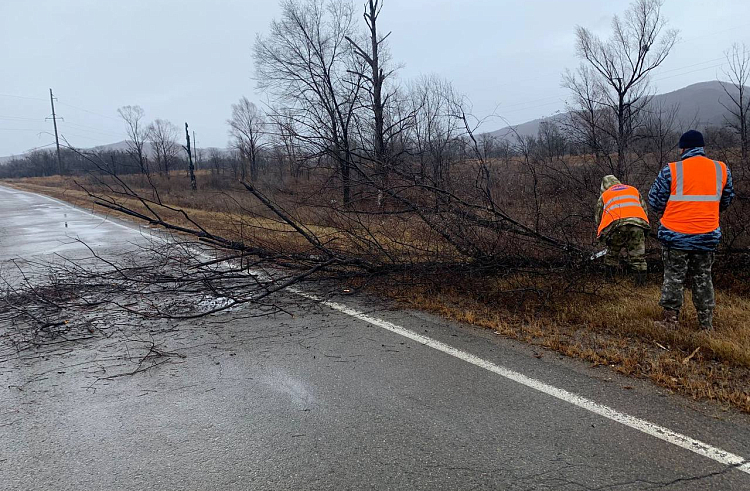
[678,130,704,149]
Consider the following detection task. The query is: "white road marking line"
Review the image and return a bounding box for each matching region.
[8,185,750,476]
[291,288,750,476]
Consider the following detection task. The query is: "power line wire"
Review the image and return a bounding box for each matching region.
[0,93,47,102]
[0,128,50,131]
[21,142,58,153]
[0,116,44,122]
[60,131,117,143]
[502,99,566,116]
[653,63,727,82]
[56,101,120,121]
[62,120,122,138]
[655,56,726,75]
[500,94,565,110]
[0,93,121,121]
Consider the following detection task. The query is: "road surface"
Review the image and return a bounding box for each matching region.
[1,184,750,490]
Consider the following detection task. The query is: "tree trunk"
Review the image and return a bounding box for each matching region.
[185,123,197,191]
[341,154,351,206]
[617,92,626,179]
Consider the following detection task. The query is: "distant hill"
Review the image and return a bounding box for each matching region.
[92,140,141,154]
[0,140,230,165]
[487,81,744,141]
[89,140,218,159]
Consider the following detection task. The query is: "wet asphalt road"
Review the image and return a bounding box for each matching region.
[1,184,750,490]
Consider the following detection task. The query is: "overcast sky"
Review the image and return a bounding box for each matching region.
[2,0,749,156]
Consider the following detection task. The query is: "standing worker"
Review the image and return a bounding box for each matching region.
[648,130,734,330]
[596,175,650,285]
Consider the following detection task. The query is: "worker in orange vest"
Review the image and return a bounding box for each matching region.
[648,130,734,330]
[595,175,650,285]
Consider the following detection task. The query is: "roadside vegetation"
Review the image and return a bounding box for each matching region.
[2,0,749,412]
[5,165,750,413]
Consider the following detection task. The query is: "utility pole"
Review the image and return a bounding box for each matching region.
[184,122,197,191]
[48,88,63,175]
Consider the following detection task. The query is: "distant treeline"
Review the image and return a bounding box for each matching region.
[2,0,748,261]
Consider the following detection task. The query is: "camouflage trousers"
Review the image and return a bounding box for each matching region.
[604,225,647,272]
[660,248,715,325]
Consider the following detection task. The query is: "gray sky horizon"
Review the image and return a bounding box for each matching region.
[2,0,749,157]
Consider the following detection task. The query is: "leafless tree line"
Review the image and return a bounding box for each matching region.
[3,0,750,314]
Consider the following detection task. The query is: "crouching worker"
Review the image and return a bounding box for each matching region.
[596,175,650,286]
[648,130,734,330]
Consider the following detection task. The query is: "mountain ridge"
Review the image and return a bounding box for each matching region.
[487,80,743,141]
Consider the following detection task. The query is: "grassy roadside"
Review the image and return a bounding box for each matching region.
[1,176,330,254]
[1,175,458,262]
[5,177,750,413]
[370,274,750,412]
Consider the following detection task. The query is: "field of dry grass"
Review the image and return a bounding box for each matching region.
[1,174,349,255]
[2,173,464,262]
[4,174,750,413]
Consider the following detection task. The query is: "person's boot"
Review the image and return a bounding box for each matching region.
[697,310,714,331]
[634,270,647,287]
[654,309,679,330]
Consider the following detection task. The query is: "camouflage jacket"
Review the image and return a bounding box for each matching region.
[595,175,650,242]
[648,148,734,251]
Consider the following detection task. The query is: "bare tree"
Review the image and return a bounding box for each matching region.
[638,98,680,179]
[228,97,265,182]
[512,132,543,234]
[255,0,361,205]
[207,148,224,175]
[147,119,179,177]
[345,0,398,185]
[268,108,304,179]
[721,42,750,181]
[563,0,678,180]
[117,105,149,174]
[408,75,462,185]
[227,149,242,179]
[536,120,567,164]
[563,65,615,170]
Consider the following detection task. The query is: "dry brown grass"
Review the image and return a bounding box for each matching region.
[2,174,462,262]
[2,175,348,255]
[5,175,750,413]
[372,273,750,413]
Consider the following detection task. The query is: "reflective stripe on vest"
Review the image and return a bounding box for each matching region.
[597,185,649,237]
[669,160,723,202]
[661,156,727,235]
[604,194,641,209]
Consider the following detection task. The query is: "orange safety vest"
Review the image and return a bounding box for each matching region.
[661,156,727,234]
[597,184,649,237]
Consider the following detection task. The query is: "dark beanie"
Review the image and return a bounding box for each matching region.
[678,130,704,149]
